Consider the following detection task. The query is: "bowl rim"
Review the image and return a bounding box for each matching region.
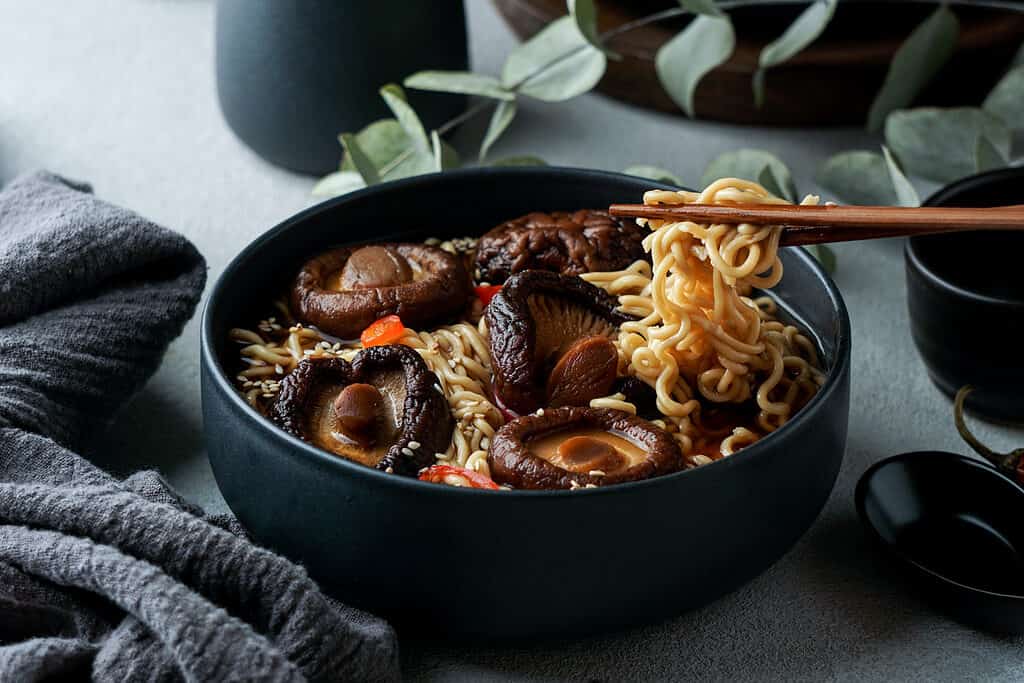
[855,449,1024,602]
[906,166,1024,310]
[201,165,852,499]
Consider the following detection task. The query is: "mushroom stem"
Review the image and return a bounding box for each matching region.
[954,385,1024,476]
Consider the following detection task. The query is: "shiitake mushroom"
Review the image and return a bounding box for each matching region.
[613,376,660,420]
[488,406,684,489]
[291,243,472,340]
[486,270,636,414]
[269,344,451,475]
[475,209,648,283]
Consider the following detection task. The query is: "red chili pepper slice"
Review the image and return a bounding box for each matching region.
[474,285,502,307]
[418,464,500,490]
[360,315,405,347]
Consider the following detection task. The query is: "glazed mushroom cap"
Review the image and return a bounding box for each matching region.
[486,270,635,415]
[488,407,684,489]
[268,345,451,475]
[291,243,472,340]
[474,209,648,283]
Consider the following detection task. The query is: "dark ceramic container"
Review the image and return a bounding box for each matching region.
[905,167,1024,423]
[215,1,468,175]
[200,167,852,637]
[857,451,1024,634]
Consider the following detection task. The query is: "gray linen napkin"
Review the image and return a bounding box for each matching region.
[0,172,399,682]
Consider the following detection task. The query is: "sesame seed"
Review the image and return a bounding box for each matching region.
[535,408,545,416]
[585,484,598,489]
[408,441,421,449]
[401,447,414,457]
[274,364,284,374]
[385,466,394,474]
[589,470,606,477]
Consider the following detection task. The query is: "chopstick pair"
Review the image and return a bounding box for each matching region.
[606,203,1024,247]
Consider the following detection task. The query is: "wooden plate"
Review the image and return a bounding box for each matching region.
[493,0,1024,125]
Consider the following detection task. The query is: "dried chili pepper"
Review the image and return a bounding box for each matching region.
[954,385,1024,484]
[418,464,500,490]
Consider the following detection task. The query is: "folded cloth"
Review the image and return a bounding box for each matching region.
[0,172,399,682]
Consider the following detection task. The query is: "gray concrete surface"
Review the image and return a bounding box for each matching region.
[2,1,1021,680]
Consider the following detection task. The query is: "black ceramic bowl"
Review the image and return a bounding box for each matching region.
[200,167,852,637]
[856,451,1024,634]
[906,167,1024,423]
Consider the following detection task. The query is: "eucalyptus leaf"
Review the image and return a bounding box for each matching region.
[804,245,837,274]
[502,16,607,101]
[866,5,959,132]
[754,0,837,108]
[816,151,898,206]
[623,165,683,185]
[755,166,788,201]
[380,84,429,155]
[490,156,549,167]
[312,170,365,198]
[567,0,617,57]
[656,15,735,117]
[404,71,514,101]
[983,64,1024,132]
[882,145,920,207]
[885,107,1011,183]
[340,119,436,180]
[339,133,381,186]
[480,99,517,161]
[975,134,1008,173]
[702,149,796,202]
[676,0,723,18]
[431,131,460,172]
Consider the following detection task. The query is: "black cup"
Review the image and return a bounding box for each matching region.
[215,0,468,175]
[905,167,1024,423]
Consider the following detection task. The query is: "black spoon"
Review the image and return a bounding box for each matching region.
[855,389,1024,634]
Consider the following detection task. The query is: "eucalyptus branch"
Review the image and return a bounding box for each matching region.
[327,0,1024,213]
[378,99,494,177]
[375,7,687,180]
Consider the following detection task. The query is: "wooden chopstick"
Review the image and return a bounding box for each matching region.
[607,203,1024,246]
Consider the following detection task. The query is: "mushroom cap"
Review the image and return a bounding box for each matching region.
[474,209,648,284]
[488,407,684,489]
[269,345,451,475]
[486,270,636,415]
[291,243,472,339]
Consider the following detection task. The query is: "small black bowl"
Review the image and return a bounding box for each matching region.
[856,450,1024,634]
[906,167,1024,423]
[200,167,852,637]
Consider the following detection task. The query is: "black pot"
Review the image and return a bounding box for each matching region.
[215,0,468,175]
[200,167,852,637]
[906,167,1024,423]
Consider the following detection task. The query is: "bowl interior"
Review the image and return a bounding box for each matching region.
[204,167,848,491]
[913,167,1024,304]
[858,451,1024,597]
